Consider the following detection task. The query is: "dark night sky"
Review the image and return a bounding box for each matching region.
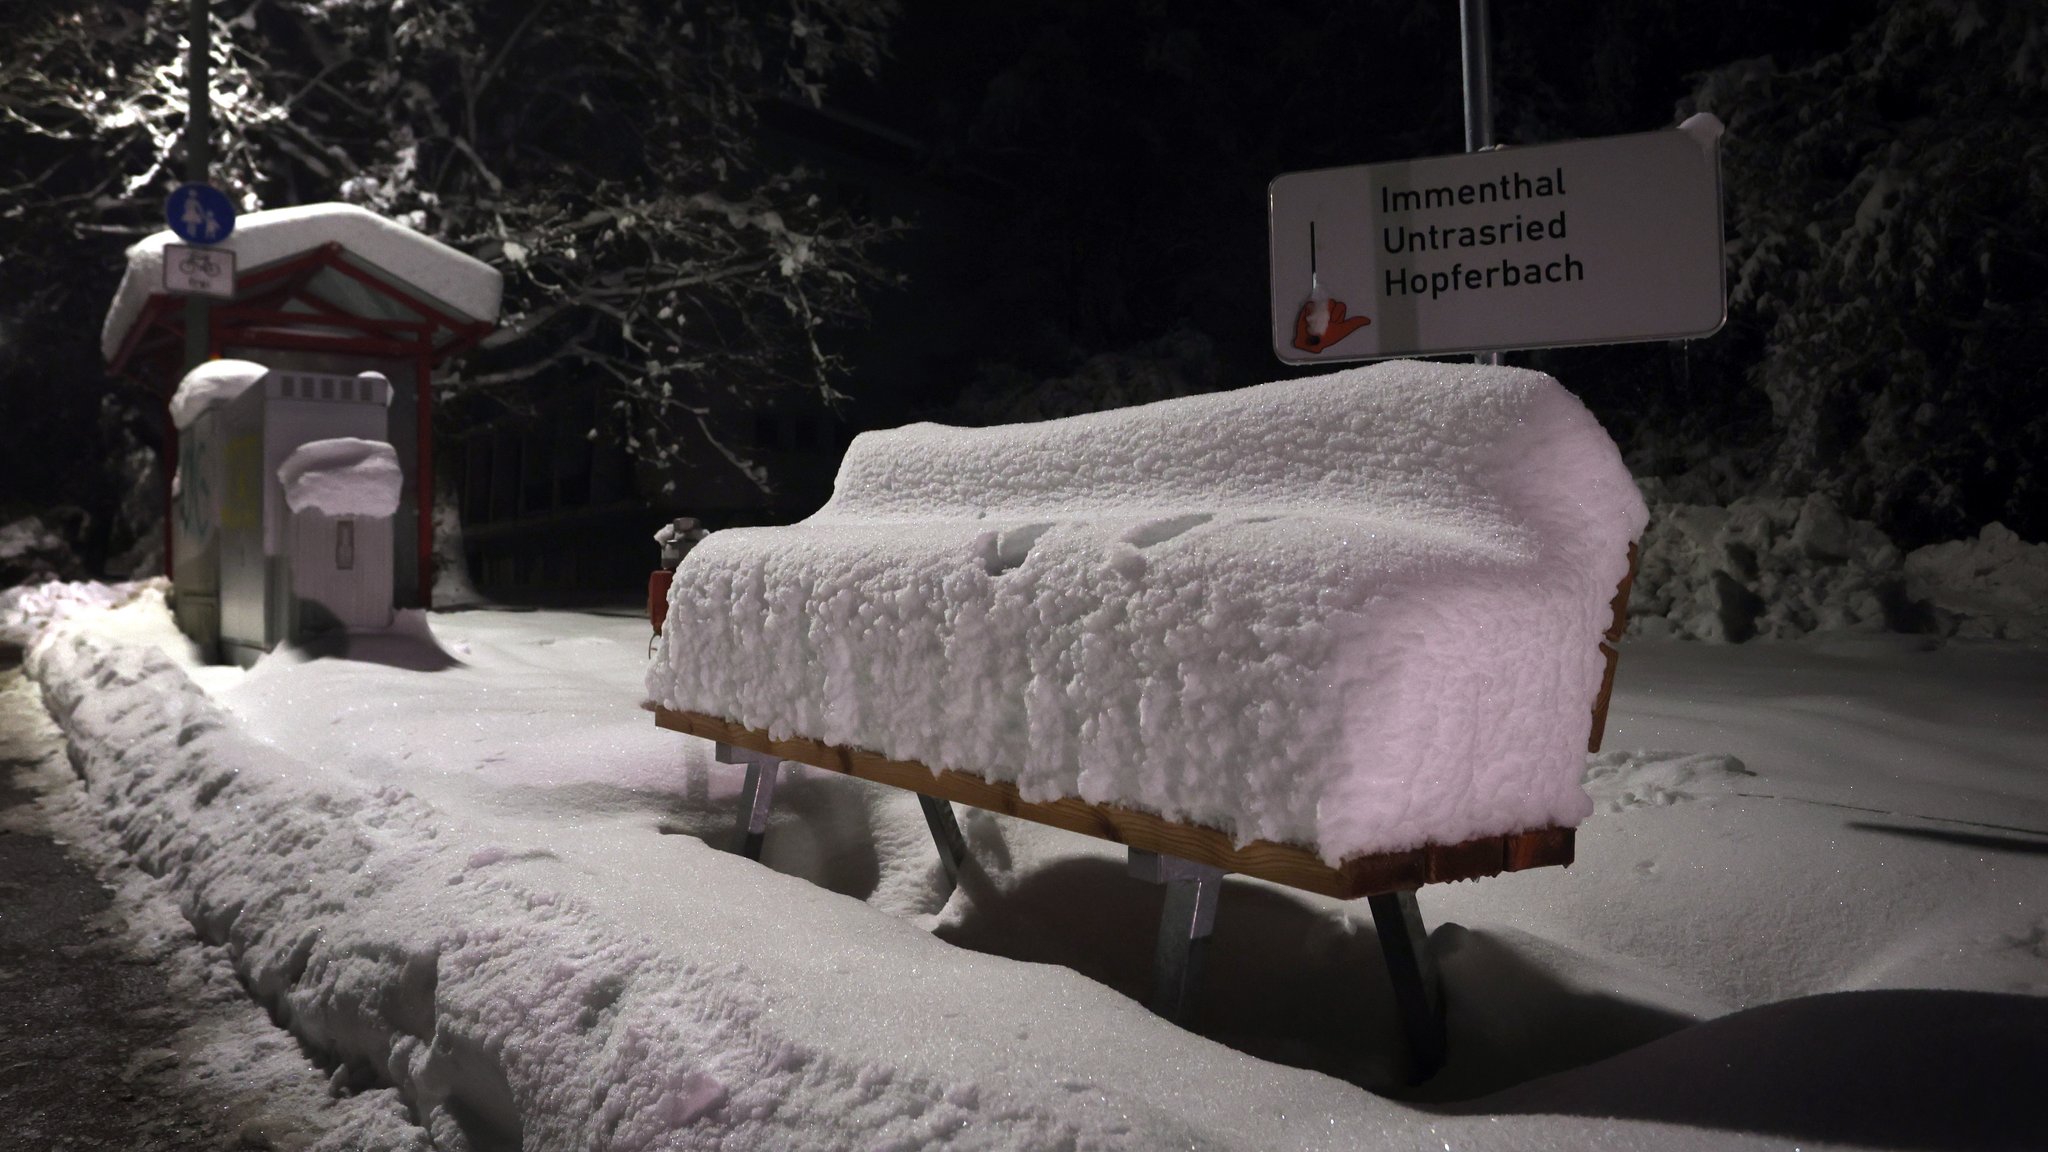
[819,0,1880,409]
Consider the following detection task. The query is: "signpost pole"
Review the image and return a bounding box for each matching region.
[1458,0,1504,367]
[183,0,212,374]
[167,0,216,583]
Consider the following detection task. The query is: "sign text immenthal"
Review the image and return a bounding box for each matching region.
[1379,167,1567,213]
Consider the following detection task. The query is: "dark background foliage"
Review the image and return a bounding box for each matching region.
[3,0,2040,580]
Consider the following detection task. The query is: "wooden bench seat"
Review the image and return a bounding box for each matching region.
[653,545,1634,1080]
[646,365,1646,1080]
[655,707,1579,898]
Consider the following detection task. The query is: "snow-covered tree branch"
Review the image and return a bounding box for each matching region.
[1688,0,2047,545]
[0,0,903,494]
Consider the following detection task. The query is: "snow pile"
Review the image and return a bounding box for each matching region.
[278,438,404,519]
[97,440,166,579]
[19,605,1217,1151]
[1904,522,2048,640]
[430,490,487,609]
[0,578,163,647]
[168,359,269,429]
[103,203,503,361]
[0,515,87,590]
[652,362,1647,862]
[653,517,710,565]
[0,670,430,1150]
[1627,492,2048,643]
[1627,492,1909,642]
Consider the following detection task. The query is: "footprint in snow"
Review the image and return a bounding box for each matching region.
[1583,750,1754,812]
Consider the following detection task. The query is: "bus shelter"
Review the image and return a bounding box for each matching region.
[103,203,502,649]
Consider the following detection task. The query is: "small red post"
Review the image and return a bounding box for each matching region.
[648,569,675,634]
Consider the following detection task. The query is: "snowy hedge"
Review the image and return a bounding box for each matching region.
[1629,492,2048,643]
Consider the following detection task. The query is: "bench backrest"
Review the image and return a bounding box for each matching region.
[815,361,1640,575]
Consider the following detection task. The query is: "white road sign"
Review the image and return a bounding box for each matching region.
[163,243,237,299]
[1269,115,1725,363]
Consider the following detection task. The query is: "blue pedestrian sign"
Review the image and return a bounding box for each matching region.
[166,184,237,245]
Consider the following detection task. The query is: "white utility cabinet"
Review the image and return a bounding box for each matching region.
[170,361,397,665]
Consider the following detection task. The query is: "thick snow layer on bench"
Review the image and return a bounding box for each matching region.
[102,203,502,361]
[649,362,1648,863]
[278,438,403,518]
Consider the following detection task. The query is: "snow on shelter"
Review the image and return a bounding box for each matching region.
[103,203,501,661]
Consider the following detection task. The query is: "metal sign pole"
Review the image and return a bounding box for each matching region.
[1458,0,1504,367]
[183,0,212,372]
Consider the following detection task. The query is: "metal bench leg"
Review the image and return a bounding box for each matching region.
[1367,889,1446,1082]
[1129,849,1226,1023]
[916,794,970,893]
[716,743,782,861]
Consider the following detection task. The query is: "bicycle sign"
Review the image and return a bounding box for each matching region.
[163,242,238,298]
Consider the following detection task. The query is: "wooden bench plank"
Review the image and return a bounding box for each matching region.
[654,707,1572,901]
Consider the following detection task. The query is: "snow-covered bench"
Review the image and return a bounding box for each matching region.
[648,360,1645,1077]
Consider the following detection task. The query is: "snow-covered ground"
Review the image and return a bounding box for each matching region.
[11,584,2047,1150]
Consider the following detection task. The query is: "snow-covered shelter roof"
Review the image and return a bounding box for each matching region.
[649,361,1648,866]
[102,203,502,370]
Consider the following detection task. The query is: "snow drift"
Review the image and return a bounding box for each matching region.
[1905,522,2048,641]
[0,514,87,592]
[1625,491,2048,643]
[21,605,1095,1151]
[650,361,1648,863]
